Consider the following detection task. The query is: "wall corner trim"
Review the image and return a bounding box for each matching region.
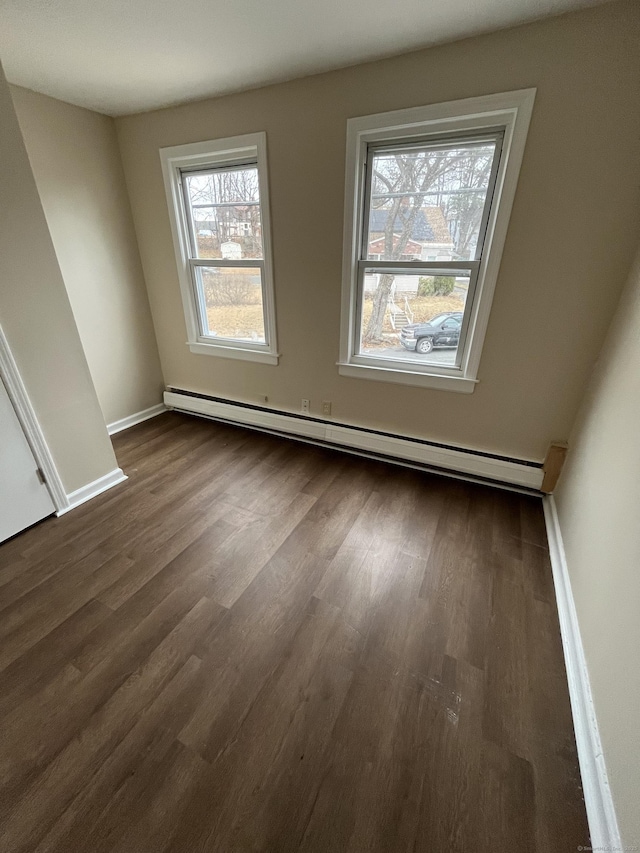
[57,468,127,516]
[107,402,166,435]
[543,495,621,850]
[0,321,69,513]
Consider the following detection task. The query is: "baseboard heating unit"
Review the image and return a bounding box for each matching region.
[164,388,544,494]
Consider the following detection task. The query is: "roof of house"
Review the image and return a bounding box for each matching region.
[368,205,453,245]
[368,236,423,254]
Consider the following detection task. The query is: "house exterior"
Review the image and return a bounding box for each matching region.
[365,206,455,293]
[220,240,243,260]
[193,205,262,255]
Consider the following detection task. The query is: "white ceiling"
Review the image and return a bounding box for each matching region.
[1,0,607,116]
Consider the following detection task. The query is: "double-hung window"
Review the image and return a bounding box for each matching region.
[339,90,535,392]
[161,133,278,364]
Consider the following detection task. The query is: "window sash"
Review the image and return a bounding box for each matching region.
[353,262,478,371]
[338,91,536,391]
[352,129,503,374]
[173,149,273,350]
[360,132,503,264]
[180,165,264,262]
[188,260,269,348]
[160,133,278,362]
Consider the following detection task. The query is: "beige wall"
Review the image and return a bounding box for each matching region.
[116,1,640,462]
[555,246,640,847]
[11,86,164,427]
[0,63,118,493]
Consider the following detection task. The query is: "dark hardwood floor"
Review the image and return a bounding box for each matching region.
[0,412,589,852]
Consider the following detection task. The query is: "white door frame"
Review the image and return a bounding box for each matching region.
[0,322,69,514]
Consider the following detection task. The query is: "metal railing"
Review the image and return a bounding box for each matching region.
[386,293,413,330]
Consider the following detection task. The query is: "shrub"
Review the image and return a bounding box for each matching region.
[203,273,261,306]
[418,275,455,297]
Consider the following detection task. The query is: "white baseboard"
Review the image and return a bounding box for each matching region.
[57,468,128,516]
[543,495,621,850]
[164,390,543,490]
[107,403,166,436]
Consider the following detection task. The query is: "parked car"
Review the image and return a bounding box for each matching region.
[399,312,463,354]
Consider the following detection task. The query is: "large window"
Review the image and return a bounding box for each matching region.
[161,133,278,364]
[339,91,535,392]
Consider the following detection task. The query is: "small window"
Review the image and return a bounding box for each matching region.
[160,133,278,364]
[339,90,535,392]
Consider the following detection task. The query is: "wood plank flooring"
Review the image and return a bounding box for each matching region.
[0,412,589,852]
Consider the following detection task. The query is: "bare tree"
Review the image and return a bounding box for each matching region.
[186,167,262,257]
[364,150,462,342]
[442,148,494,261]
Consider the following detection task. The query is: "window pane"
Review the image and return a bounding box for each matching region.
[184,167,263,260]
[358,270,471,366]
[195,266,265,343]
[366,140,498,263]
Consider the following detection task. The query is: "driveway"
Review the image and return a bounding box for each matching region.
[360,345,457,366]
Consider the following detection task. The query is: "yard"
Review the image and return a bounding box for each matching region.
[199,240,466,342]
[204,291,465,341]
[361,293,465,334]
[206,303,265,340]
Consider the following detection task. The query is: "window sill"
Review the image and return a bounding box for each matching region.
[337,362,477,393]
[188,342,279,365]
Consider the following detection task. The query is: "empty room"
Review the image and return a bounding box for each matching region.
[0,0,638,850]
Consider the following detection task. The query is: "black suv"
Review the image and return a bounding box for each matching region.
[399,312,463,354]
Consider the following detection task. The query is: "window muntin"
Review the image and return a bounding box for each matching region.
[160,133,278,364]
[355,134,502,369]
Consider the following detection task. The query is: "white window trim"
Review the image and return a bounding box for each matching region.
[160,133,279,365]
[338,89,536,392]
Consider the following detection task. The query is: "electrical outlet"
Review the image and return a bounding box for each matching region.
[322,401,332,417]
[301,398,310,414]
